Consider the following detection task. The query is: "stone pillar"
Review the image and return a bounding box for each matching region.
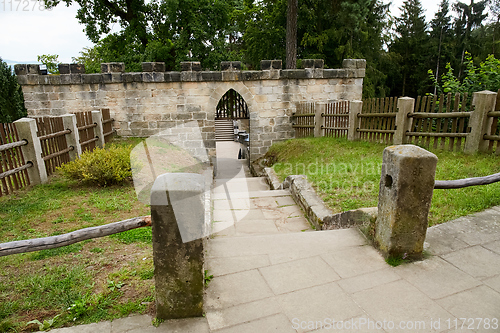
[91,110,105,148]
[375,145,437,260]
[61,113,82,160]
[314,103,325,137]
[151,173,205,320]
[393,97,415,145]
[464,90,497,154]
[13,118,48,184]
[348,100,362,141]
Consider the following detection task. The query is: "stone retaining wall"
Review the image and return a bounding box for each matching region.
[16,59,365,161]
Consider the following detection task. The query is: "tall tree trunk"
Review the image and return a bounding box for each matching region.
[286,0,298,69]
[434,27,443,95]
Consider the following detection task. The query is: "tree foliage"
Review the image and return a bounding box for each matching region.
[0,58,27,123]
[429,53,500,95]
[52,0,498,97]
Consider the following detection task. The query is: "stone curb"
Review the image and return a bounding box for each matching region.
[281,174,377,230]
[263,167,282,190]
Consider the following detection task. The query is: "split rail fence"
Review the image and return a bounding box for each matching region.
[0,109,115,196]
[292,90,500,155]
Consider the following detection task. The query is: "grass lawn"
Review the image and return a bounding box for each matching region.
[265,137,500,226]
[0,137,153,332]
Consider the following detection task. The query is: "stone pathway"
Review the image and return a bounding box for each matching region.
[43,142,500,332]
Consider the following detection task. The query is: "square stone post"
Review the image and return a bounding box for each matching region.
[464,90,497,154]
[61,114,82,161]
[314,103,326,137]
[91,110,105,148]
[13,118,48,184]
[348,100,362,141]
[393,97,415,145]
[375,145,437,260]
[151,173,205,320]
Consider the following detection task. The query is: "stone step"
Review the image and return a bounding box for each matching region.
[212,189,291,200]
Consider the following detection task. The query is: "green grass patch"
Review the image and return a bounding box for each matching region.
[0,137,153,331]
[30,243,84,260]
[110,227,152,244]
[266,137,500,225]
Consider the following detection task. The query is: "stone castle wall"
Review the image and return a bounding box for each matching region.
[16,59,366,161]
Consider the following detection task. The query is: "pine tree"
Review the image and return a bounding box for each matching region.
[0,58,27,123]
[430,0,454,94]
[389,0,430,96]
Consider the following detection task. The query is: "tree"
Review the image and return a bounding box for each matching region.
[429,0,454,94]
[453,0,488,77]
[389,0,430,96]
[286,0,298,69]
[45,0,150,47]
[0,58,27,123]
[37,54,61,74]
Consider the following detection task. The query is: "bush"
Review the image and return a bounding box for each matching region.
[58,145,133,186]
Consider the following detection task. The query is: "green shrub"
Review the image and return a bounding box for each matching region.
[58,145,133,186]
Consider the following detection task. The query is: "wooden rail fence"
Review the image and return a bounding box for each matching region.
[292,90,500,155]
[75,111,98,153]
[35,116,73,176]
[0,108,115,196]
[406,93,471,152]
[358,97,397,144]
[0,123,30,196]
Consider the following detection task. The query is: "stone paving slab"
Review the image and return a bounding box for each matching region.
[38,315,210,333]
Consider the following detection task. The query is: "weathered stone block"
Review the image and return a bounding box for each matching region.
[58,64,70,74]
[201,71,222,81]
[221,61,242,71]
[101,62,125,73]
[142,62,166,72]
[181,61,202,72]
[280,69,308,79]
[375,145,438,260]
[82,74,103,84]
[260,60,272,70]
[271,60,282,69]
[70,63,86,74]
[14,64,27,76]
[301,59,324,69]
[242,71,262,81]
[27,64,41,75]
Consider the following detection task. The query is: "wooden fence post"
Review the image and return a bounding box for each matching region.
[91,110,105,148]
[61,114,82,160]
[393,97,415,145]
[315,102,325,137]
[348,100,362,141]
[464,90,497,154]
[13,118,48,184]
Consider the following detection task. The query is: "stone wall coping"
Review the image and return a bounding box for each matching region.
[16,62,366,86]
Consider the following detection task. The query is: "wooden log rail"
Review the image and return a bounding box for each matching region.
[408,112,471,119]
[38,129,71,141]
[78,123,97,131]
[406,132,468,138]
[0,161,33,180]
[357,113,397,118]
[42,146,74,161]
[0,139,27,153]
[0,215,152,257]
[434,172,500,189]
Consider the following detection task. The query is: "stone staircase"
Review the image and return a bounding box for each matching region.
[212,141,312,237]
[215,119,234,142]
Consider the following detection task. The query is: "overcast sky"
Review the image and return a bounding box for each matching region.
[0,0,440,64]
